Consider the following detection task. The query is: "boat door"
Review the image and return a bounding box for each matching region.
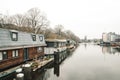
[24,48,29,61]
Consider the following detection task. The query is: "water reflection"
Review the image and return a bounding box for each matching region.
[39,45,120,80]
[23,63,60,80]
[84,43,87,49]
[31,70,48,80]
[54,64,60,77]
[102,46,120,55]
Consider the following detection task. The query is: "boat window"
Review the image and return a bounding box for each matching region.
[32,35,36,41]
[12,50,19,57]
[11,32,18,41]
[39,36,43,41]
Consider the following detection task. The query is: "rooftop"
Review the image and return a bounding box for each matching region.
[45,39,67,42]
[0,28,46,50]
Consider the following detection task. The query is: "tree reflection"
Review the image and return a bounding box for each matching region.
[84,43,87,49]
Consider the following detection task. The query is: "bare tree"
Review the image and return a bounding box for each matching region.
[0,8,80,42]
[27,8,49,33]
[54,24,64,38]
[12,14,26,27]
[0,14,11,28]
[0,14,12,24]
[44,28,54,39]
[0,14,4,27]
[65,30,80,42]
[6,16,14,24]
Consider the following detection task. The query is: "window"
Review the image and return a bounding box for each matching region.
[39,36,43,41]
[0,51,8,60]
[32,35,36,41]
[54,42,57,48]
[11,32,18,41]
[12,50,19,57]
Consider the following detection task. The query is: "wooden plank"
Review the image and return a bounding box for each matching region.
[33,58,54,71]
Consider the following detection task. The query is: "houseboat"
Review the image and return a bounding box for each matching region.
[66,39,76,51]
[44,39,67,54]
[0,28,46,71]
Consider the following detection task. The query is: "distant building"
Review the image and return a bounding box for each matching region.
[102,32,119,43]
[102,33,109,42]
[84,36,87,42]
[115,35,120,42]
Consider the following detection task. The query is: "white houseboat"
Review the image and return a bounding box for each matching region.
[44,39,67,54]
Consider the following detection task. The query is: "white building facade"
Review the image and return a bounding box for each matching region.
[102,32,119,43]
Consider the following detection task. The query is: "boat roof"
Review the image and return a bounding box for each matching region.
[0,28,46,50]
[45,39,67,42]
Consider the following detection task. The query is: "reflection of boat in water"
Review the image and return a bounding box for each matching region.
[54,63,60,77]
[113,47,120,52]
[31,69,51,80]
[102,46,120,55]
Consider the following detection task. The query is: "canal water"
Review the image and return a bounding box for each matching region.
[42,44,120,80]
[1,44,120,80]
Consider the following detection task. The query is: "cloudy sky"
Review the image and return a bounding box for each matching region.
[0,0,120,39]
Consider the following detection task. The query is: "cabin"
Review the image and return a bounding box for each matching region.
[44,39,67,54]
[66,39,76,50]
[0,28,46,71]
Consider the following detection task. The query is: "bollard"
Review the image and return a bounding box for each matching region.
[54,51,59,64]
[67,48,70,54]
[23,64,31,72]
[16,68,22,73]
[16,73,24,80]
[23,64,31,80]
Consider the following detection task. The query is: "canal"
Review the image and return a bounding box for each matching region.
[2,44,120,80]
[42,44,120,80]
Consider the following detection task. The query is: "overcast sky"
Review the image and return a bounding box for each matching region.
[0,0,120,39]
